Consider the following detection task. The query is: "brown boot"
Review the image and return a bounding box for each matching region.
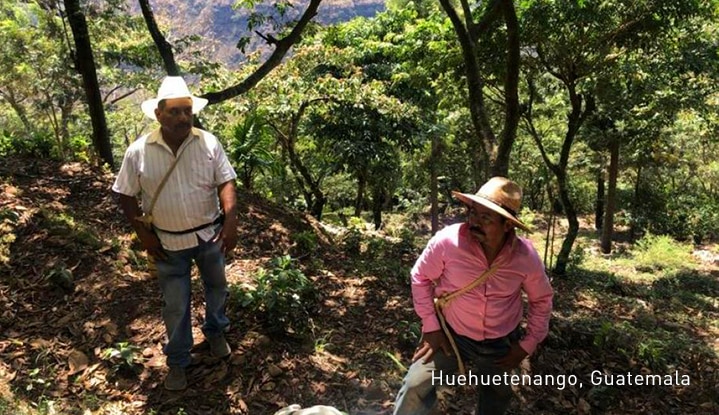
[164,366,187,391]
[208,334,231,358]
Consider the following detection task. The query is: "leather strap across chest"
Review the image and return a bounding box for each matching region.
[433,263,500,375]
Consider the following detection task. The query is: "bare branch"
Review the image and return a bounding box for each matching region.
[106,87,140,105]
[255,31,279,46]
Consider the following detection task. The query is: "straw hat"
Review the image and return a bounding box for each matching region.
[140,76,208,120]
[452,177,531,232]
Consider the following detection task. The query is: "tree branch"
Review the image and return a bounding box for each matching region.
[255,30,279,46]
[104,86,139,105]
[201,0,322,105]
[138,0,180,76]
[524,78,559,175]
[469,0,503,41]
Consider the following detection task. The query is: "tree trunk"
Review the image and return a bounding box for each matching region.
[355,174,366,217]
[438,0,498,178]
[492,0,521,177]
[595,167,605,231]
[64,0,114,169]
[60,96,73,156]
[0,89,34,133]
[372,186,383,230]
[528,80,594,276]
[554,173,579,276]
[241,167,253,191]
[310,193,325,220]
[601,138,619,253]
[438,0,520,178]
[630,165,643,241]
[430,135,440,235]
[281,138,324,220]
[138,0,180,75]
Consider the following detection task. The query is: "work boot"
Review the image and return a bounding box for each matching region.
[208,334,231,358]
[164,366,187,391]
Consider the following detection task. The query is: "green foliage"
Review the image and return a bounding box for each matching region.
[0,207,20,265]
[342,227,363,256]
[290,231,318,257]
[365,236,389,258]
[101,342,142,372]
[227,112,279,191]
[651,271,719,311]
[385,350,407,373]
[233,256,318,336]
[0,132,54,159]
[25,367,48,393]
[593,319,700,371]
[40,209,102,250]
[397,319,421,348]
[0,396,12,414]
[632,234,694,272]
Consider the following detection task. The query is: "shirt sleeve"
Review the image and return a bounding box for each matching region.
[518,252,553,355]
[411,234,447,333]
[112,147,140,197]
[211,136,238,185]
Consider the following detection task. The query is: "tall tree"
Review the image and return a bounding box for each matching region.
[63,0,114,168]
[521,0,704,274]
[437,0,520,178]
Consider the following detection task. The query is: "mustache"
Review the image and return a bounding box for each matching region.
[469,225,484,235]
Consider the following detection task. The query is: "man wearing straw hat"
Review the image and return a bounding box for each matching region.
[392,177,553,415]
[112,76,238,391]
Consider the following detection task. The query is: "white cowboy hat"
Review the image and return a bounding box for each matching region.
[140,76,208,120]
[452,176,532,232]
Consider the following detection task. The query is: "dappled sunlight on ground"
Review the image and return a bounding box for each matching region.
[0,157,717,414]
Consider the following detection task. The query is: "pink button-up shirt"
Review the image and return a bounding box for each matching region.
[411,223,553,355]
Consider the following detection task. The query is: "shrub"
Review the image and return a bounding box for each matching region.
[365,236,389,258]
[101,342,142,373]
[233,255,318,336]
[290,231,318,258]
[0,131,54,159]
[0,208,19,265]
[342,227,363,256]
[632,234,694,272]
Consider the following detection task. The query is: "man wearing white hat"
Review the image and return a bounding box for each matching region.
[112,76,238,390]
[393,177,553,415]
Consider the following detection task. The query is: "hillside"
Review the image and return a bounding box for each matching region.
[130,0,386,66]
[0,157,717,414]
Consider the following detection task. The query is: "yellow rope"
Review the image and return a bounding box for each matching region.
[433,264,500,375]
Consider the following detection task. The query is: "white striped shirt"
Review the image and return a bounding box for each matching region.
[112,127,237,251]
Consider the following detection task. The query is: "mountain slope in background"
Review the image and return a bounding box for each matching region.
[131,0,385,66]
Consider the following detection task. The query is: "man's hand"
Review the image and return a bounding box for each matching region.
[216,180,238,256]
[137,227,167,260]
[217,222,238,255]
[495,342,528,370]
[413,330,453,364]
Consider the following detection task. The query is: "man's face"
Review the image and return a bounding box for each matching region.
[155,97,193,139]
[466,203,513,246]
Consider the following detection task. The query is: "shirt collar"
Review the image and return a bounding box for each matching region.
[147,127,200,145]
